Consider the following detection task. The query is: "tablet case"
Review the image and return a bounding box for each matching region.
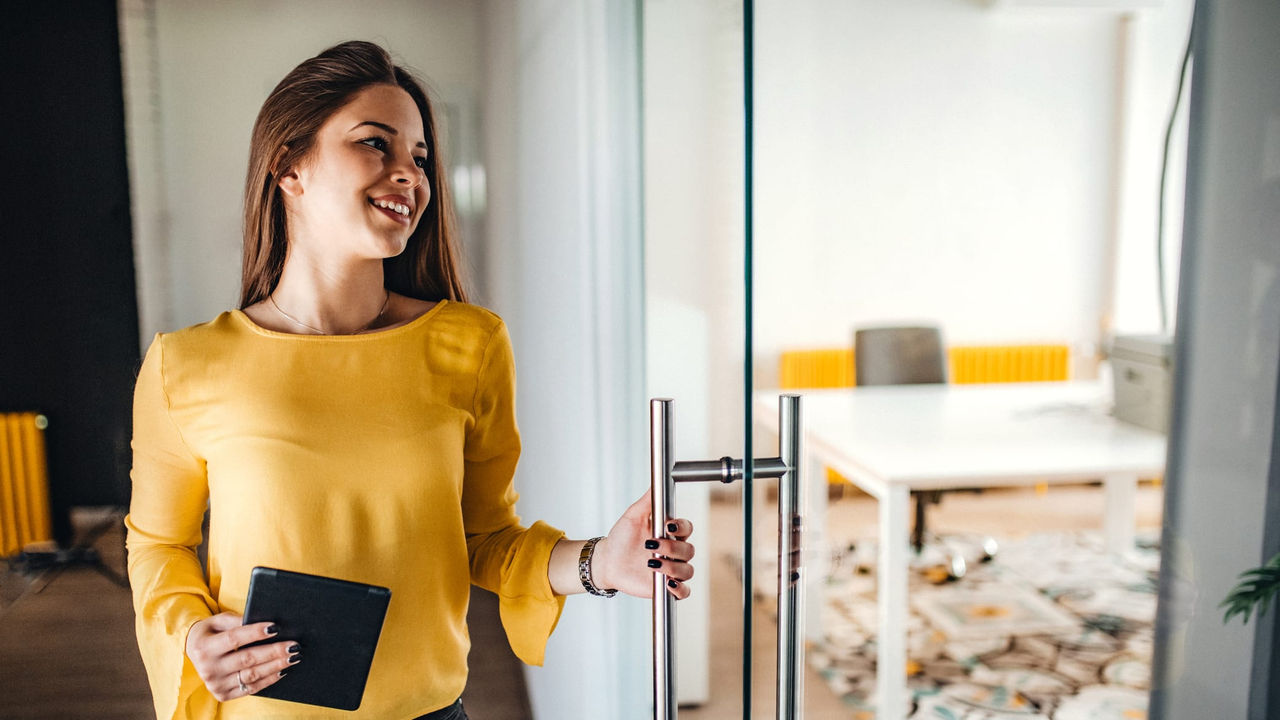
[242,566,391,711]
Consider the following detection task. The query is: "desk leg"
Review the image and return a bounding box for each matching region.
[1103,473,1137,555]
[877,484,910,719]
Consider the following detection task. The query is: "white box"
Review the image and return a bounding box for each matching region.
[1110,334,1173,434]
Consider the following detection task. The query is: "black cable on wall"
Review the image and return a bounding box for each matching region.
[1157,14,1195,334]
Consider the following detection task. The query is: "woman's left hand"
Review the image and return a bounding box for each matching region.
[592,490,695,600]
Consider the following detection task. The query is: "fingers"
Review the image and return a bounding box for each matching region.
[187,613,299,701]
[663,517,693,541]
[220,639,299,676]
[227,643,302,698]
[646,557,694,583]
[223,621,280,655]
[665,577,692,600]
[645,537,694,563]
[650,518,695,601]
[188,615,270,662]
[208,640,299,701]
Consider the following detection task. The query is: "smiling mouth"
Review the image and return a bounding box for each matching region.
[369,198,411,218]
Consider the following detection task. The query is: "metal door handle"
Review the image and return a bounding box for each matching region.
[776,395,804,719]
[649,395,804,720]
[650,399,676,720]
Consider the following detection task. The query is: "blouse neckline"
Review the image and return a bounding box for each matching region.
[229,299,448,341]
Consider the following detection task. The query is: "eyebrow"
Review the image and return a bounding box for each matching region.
[350,121,428,150]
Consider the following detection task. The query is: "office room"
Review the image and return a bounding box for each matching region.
[1,1,1276,719]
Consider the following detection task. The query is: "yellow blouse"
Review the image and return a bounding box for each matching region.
[125,300,565,720]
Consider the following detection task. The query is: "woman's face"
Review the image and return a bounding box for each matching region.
[280,84,431,262]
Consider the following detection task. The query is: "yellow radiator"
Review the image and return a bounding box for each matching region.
[778,348,855,389]
[777,344,1071,389]
[948,345,1070,384]
[0,413,54,557]
[778,344,1071,489]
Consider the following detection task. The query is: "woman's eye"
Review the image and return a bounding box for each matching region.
[414,156,429,171]
[358,136,389,151]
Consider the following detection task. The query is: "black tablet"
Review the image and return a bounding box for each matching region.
[242,566,391,711]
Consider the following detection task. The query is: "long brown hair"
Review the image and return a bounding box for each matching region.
[239,40,467,308]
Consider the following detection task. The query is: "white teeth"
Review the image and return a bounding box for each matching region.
[373,199,410,217]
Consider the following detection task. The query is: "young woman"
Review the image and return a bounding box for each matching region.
[126,41,694,720]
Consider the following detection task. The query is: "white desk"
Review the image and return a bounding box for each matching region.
[755,381,1166,719]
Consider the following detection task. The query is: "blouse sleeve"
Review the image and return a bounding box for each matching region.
[124,336,219,719]
[462,320,566,666]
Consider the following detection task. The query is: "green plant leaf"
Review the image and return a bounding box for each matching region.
[1221,551,1280,625]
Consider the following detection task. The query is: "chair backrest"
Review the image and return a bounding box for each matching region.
[854,326,946,386]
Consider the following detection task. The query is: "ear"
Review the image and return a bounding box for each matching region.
[272,145,304,198]
[277,169,303,198]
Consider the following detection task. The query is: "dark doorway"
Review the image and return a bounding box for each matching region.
[0,1,140,545]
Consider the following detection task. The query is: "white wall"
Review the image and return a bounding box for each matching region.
[749,0,1194,383]
[121,0,485,340]
[1112,5,1195,336]
[480,2,650,718]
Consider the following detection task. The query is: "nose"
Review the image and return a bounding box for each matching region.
[390,155,423,188]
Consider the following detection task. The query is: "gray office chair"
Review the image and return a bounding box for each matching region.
[854,326,998,581]
[854,326,948,387]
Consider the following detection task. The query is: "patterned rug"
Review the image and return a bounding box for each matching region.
[757,531,1160,719]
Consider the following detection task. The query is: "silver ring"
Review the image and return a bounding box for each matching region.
[237,670,248,694]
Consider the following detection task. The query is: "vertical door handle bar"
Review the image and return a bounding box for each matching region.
[651,399,676,720]
[777,394,804,719]
[650,394,804,720]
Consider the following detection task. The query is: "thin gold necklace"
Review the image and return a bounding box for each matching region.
[269,290,390,335]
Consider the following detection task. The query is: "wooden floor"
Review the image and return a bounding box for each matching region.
[0,508,151,720]
[0,508,531,720]
[2,484,1164,720]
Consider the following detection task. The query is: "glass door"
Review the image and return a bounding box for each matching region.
[735,2,1273,720]
[642,1,752,717]
[645,2,805,718]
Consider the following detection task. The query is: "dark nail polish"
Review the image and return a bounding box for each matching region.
[288,654,301,664]
[287,643,300,654]
[644,539,659,550]
[647,559,662,569]
[667,522,678,533]
[266,624,279,636]
[278,668,291,678]
[668,579,678,588]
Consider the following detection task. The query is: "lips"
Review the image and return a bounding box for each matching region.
[369,196,412,224]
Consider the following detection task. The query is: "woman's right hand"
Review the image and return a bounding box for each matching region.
[185,612,301,701]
